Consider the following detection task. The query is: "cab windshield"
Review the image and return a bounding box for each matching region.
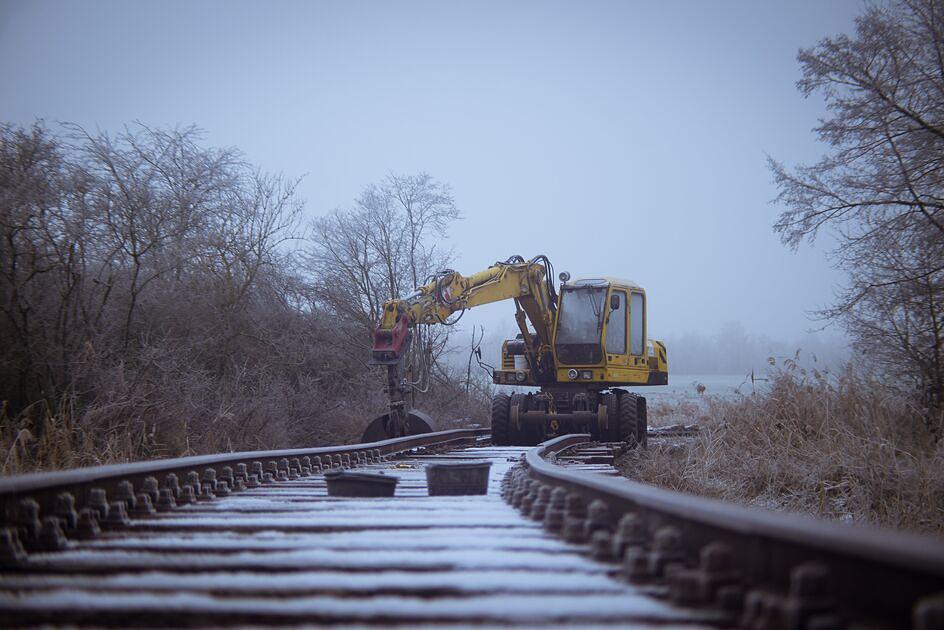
[555,285,606,364]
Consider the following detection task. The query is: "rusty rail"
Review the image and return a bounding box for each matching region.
[506,434,944,627]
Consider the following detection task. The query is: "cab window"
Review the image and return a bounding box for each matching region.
[630,291,645,355]
[605,290,626,354]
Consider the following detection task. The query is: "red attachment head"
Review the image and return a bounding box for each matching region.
[371,316,409,364]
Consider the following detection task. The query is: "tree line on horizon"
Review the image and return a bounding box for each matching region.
[662,323,848,376]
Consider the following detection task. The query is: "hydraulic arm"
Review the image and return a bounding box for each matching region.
[365,256,557,440]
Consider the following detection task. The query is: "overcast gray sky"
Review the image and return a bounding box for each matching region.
[0,0,860,345]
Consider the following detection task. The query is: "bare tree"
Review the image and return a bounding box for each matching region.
[0,125,480,473]
[307,172,459,330]
[770,0,944,407]
[68,124,244,348]
[305,172,462,410]
[0,123,70,409]
[0,121,329,470]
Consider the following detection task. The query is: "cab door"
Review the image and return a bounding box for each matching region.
[628,290,647,368]
[604,289,629,366]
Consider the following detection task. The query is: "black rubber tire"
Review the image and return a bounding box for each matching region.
[619,392,640,447]
[611,389,626,442]
[588,394,601,440]
[636,395,648,449]
[491,393,511,446]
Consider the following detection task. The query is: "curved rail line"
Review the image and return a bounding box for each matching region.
[0,428,942,628]
[509,435,944,628]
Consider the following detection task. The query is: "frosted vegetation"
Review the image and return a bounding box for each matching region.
[620,0,944,536]
[0,123,484,473]
[621,360,944,536]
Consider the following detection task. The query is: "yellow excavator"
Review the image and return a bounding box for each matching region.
[364,254,668,446]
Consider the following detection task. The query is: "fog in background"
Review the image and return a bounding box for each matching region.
[0,0,858,374]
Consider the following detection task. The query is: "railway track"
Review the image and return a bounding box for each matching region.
[1,428,942,628]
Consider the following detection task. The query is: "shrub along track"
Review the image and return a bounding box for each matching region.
[0,428,942,628]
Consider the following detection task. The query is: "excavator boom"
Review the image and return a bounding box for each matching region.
[372,257,556,364]
[364,256,557,441]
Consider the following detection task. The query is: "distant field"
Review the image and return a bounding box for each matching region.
[617,367,944,536]
[627,373,760,406]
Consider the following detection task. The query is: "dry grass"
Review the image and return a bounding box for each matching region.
[0,366,488,477]
[0,397,144,475]
[617,362,944,536]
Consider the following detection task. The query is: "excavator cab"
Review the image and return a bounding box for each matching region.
[491,277,668,446]
[494,278,667,388]
[553,278,666,385]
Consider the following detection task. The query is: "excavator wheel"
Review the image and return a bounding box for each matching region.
[610,390,626,442]
[606,392,621,442]
[635,396,648,449]
[490,393,512,446]
[360,409,435,443]
[619,392,640,447]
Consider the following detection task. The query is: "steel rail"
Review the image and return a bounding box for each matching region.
[0,428,487,520]
[0,436,718,627]
[520,434,944,627]
[5,427,943,626]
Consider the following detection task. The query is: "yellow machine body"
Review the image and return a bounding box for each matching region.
[494,277,668,388]
[368,255,668,444]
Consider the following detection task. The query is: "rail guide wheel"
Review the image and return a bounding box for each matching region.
[361,409,435,442]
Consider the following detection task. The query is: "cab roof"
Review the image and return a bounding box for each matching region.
[570,277,644,291]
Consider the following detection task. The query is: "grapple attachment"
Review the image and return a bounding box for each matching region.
[360,409,435,443]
